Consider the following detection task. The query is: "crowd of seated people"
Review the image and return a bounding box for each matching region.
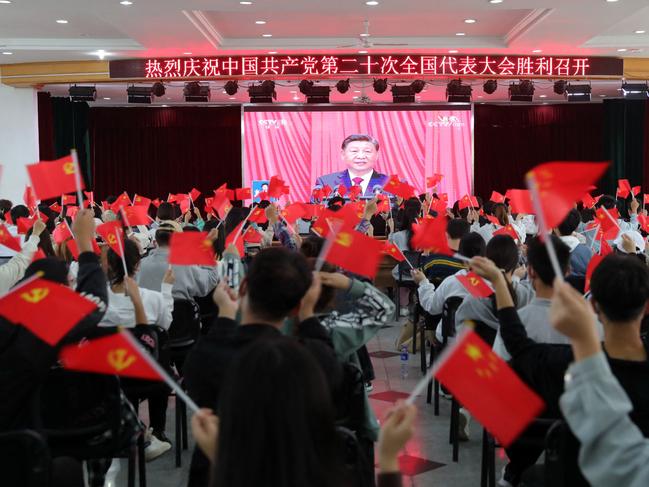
[1,182,649,487]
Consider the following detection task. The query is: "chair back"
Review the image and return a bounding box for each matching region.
[472,320,498,346]
[544,420,590,487]
[397,250,422,282]
[169,299,202,348]
[335,426,373,487]
[0,430,50,487]
[334,362,366,432]
[441,296,463,342]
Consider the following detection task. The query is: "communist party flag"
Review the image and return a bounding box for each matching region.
[325,229,384,279]
[617,179,632,198]
[169,232,216,265]
[248,206,268,224]
[281,203,307,224]
[133,194,151,208]
[411,216,452,255]
[97,221,125,257]
[60,332,160,380]
[427,174,443,188]
[490,191,505,204]
[585,254,605,293]
[456,272,494,298]
[235,188,252,201]
[383,241,405,262]
[211,193,232,219]
[61,194,77,206]
[0,223,21,252]
[23,185,38,209]
[434,330,544,447]
[225,221,245,256]
[493,224,519,241]
[120,205,150,226]
[526,161,608,229]
[26,155,81,201]
[268,176,287,199]
[0,277,97,346]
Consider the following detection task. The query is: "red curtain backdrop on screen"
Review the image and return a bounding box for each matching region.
[243,108,473,203]
[90,107,242,200]
[473,104,605,198]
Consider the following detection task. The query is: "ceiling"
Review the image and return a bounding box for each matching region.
[1,0,649,64]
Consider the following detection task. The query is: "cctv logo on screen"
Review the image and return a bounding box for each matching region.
[258,120,288,130]
[428,116,464,128]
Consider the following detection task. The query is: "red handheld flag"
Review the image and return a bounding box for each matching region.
[23,186,38,209]
[337,184,348,197]
[27,155,82,201]
[120,205,150,226]
[242,226,263,244]
[617,179,631,199]
[152,198,162,208]
[61,194,77,206]
[52,223,73,245]
[638,214,649,234]
[248,206,268,224]
[456,272,494,298]
[348,185,362,201]
[110,192,132,213]
[493,224,519,241]
[189,188,201,202]
[632,186,641,197]
[0,224,21,252]
[281,203,307,224]
[585,254,605,293]
[225,221,245,256]
[411,216,452,255]
[581,193,596,209]
[211,193,232,219]
[594,207,619,240]
[427,174,443,188]
[83,190,95,206]
[644,194,649,206]
[60,332,161,380]
[16,217,36,234]
[133,194,152,208]
[0,277,97,345]
[268,176,286,199]
[49,202,62,213]
[489,191,505,204]
[169,232,216,265]
[383,241,405,262]
[434,330,544,447]
[235,188,252,201]
[96,221,125,257]
[325,229,384,279]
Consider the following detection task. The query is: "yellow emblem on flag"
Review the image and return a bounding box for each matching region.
[202,239,212,250]
[107,234,117,245]
[21,288,50,304]
[107,348,136,371]
[335,232,353,247]
[62,161,75,175]
[469,276,480,287]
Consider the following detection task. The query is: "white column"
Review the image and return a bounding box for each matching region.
[0,84,39,204]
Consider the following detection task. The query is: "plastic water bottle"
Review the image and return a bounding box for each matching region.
[400,345,409,380]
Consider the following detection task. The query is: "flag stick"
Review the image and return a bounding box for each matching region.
[70,149,84,212]
[114,227,129,295]
[396,246,415,270]
[122,330,199,414]
[314,220,341,272]
[526,174,564,281]
[453,253,471,263]
[120,207,132,230]
[231,211,252,245]
[601,207,619,228]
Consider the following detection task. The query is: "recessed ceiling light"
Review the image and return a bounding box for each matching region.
[635,30,646,34]
[290,90,297,93]
[489,0,503,3]
[255,20,266,24]
[539,94,547,98]
[360,33,370,37]
[354,90,361,93]
[56,19,68,24]
[161,104,168,107]
[229,97,236,100]
[359,50,368,54]
[464,18,476,24]
[618,48,627,52]
[0,1,12,4]
[240,1,252,4]
[222,90,227,94]
[262,33,272,37]
[119,0,133,5]
[166,97,171,100]
[449,49,459,53]
[183,52,192,55]
[456,32,466,36]
[606,0,619,2]
[268,51,278,54]
[293,96,299,100]
[477,95,484,98]
[103,97,111,100]
[2,52,12,55]
[532,49,542,53]
[366,0,379,5]
[599,94,607,97]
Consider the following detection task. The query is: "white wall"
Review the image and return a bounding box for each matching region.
[0,84,39,204]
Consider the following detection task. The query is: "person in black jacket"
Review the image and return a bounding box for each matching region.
[470,253,649,487]
[183,246,343,487]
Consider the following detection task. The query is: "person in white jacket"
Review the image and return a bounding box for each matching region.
[0,219,46,294]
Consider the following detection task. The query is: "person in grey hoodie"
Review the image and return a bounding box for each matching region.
[555,209,592,278]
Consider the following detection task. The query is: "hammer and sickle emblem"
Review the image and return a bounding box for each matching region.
[107,234,117,245]
[62,161,75,175]
[21,288,50,304]
[469,277,480,287]
[202,239,212,250]
[107,348,136,371]
[335,232,353,247]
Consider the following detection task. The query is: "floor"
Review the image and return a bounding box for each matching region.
[110,319,508,487]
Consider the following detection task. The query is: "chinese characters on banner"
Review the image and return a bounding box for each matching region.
[109,55,623,80]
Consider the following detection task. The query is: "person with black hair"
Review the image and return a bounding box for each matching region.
[0,204,29,262]
[555,209,592,278]
[471,253,649,486]
[183,247,343,487]
[421,218,471,283]
[595,193,641,236]
[0,218,47,293]
[190,337,416,487]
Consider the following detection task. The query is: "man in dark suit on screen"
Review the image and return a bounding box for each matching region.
[314,134,388,198]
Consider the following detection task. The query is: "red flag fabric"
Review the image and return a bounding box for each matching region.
[268,176,287,199]
[49,202,62,213]
[337,184,348,197]
[383,241,405,262]
[493,224,519,241]
[0,277,97,346]
[152,198,162,208]
[97,221,125,257]
[594,207,619,240]
[411,216,452,255]
[211,193,232,219]
[83,191,94,206]
[458,195,474,210]
[256,191,269,201]
[66,206,79,220]
[61,194,77,205]
[120,205,150,226]
[301,204,322,220]
[581,193,596,209]
[66,238,101,260]
[585,254,605,293]
[0,224,21,252]
[325,229,384,279]
[169,232,216,265]
[16,217,36,234]
[26,155,81,201]
[60,332,160,380]
[617,179,631,199]
[638,214,649,234]
[485,214,500,226]
[427,174,443,188]
[189,188,201,201]
[235,188,252,201]
[225,221,245,256]
[644,194,649,205]
[435,330,544,447]
[599,238,613,256]
[281,203,307,224]
[456,272,494,298]
[242,226,263,244]
[248,206,268,224]
[321,185,333,198]
[632,186,641,197]
[348,185,362,201]
[527,161,608,229]
[133,194,151,208]
[31,248,46,263]
[489,191,505,204]
[110,192,132,213]
[23,186,38,209]
[383,175,415,199]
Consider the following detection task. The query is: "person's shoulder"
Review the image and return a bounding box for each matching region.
[317,170,346,182]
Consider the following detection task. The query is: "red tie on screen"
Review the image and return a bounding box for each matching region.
[352,177,363,186]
